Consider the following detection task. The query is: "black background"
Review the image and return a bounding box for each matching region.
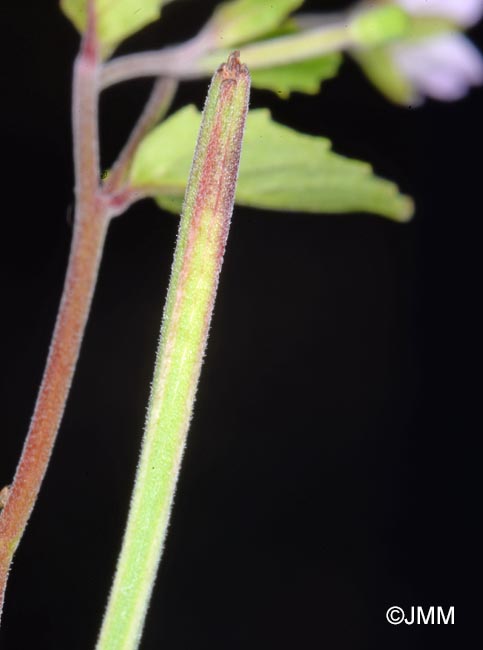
[0,1,482,648]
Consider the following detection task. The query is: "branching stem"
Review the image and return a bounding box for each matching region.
[0,2,188,624]
[0,2,109,619]
[100,32,214,89]
[104,77,178,194]
[100,19,354,89]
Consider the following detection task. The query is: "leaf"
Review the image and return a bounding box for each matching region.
[250,53,342,97]
[208,0,303,48]
[129,106,414,222]
[60,0,164,57]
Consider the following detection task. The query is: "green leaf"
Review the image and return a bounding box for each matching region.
[208,0,304,48]
[60,0,164,57]
[129,106,414,222]
[250,53,342,97]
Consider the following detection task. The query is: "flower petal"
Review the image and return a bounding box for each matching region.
[396,0,483,27]
[392,33,483,100]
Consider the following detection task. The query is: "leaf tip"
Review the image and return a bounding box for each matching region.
[397,195,415,222]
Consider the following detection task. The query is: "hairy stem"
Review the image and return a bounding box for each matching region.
[100,32,213,89]
[99,20,353,88]
[0,1,108,619]
[100,3,411,90]
[97,53,250,650]
[104,77,178,194]
[0,205,109,618]
[199,24,352,72]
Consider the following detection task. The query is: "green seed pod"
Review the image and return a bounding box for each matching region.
[97,53,250,650]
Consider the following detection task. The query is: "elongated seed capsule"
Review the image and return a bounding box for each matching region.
[97,53,250,650]
[158,50,251,383]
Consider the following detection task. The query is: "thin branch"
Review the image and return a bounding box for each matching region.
[0,0,109,620]
[100,32,213,89]
[200,24,353,72]
[100,21,354,89]
[104,77,178,195]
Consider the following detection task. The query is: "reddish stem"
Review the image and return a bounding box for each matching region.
[0,206,108,615]
[100,31,213,89]
[0,0,181,623]
[0,0,108,619]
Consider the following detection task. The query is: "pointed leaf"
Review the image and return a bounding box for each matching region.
[130,106,413,222]
[208,0,303,48]
[60,0,164,57]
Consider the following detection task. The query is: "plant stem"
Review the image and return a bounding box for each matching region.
[97,52,250,650]
[100,3,411,90]
[0,204,109,618]
[0,1,108,620]
[200,24,352,72]
[100,20,353,88]
[104,77,178,194]
[100,32,214,89]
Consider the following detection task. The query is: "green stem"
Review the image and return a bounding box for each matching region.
[100,20,352,88]
[96,53,250,650]
[200,5,409,72]
[200,24,352,73]
[100,4,410,89]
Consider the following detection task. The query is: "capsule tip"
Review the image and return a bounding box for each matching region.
[220,51,249,81]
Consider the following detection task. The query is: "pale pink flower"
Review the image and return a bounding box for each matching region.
[391,0,483,101]
[397,0,483,27]
[297,1,483,102]
[392,32,483,101]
